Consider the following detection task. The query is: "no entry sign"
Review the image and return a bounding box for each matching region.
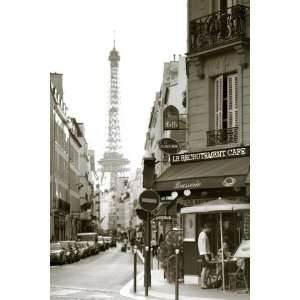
[139,190,160,212]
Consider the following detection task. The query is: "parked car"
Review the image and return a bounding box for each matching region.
[67,241,80,261]
[50,242,66,265]
[97,236,105,251]
[103,237,110,250]
[77,241,89,258]
[84,241,92,256]
[77,233,98,255]
[60,241,76,263]
[107,237,113,247]
[111,237,117,247]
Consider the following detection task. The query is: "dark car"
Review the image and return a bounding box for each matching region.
[60,241,76,263]
[97,236,105,251]
[50,242,66,265]
[103,237,110,250]
[111,237,117,247]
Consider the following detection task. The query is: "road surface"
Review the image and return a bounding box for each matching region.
[51,244,142,300]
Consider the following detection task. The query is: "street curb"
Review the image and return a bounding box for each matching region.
[119,271,222,300]
[119,271,146,300]
[137,249,144,264]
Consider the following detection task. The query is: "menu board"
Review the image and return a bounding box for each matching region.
[183,214,196,242]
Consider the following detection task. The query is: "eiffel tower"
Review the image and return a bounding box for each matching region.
[98,37,130,192]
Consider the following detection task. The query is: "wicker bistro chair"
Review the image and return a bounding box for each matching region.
[197,258,221,288]
[227,259,249,292]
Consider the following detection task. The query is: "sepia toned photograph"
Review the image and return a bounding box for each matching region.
[49,0,250,299]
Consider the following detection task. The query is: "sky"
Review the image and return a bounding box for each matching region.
[49,0,186,174]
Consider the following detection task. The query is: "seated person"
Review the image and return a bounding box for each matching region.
[215,242,236,284]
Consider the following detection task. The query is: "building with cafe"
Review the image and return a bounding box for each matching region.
[153,0,250,284]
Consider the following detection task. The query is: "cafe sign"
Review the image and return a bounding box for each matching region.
[158,138,180,154]
[163,105,179,130]
[170,146,250,164]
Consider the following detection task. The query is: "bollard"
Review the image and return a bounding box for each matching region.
[133,246,137,293]
[175,249,180,300]
[144,246,149,296]
[157,247,160,270]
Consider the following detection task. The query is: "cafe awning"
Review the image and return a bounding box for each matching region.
[154,157,249,192]
[180,198,250,214]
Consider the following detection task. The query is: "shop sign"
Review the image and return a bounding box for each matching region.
[170,146,250,164]
[174,180,202,190]
[163,105,179,130]
[158,138,180,154]
[155,216,172,221]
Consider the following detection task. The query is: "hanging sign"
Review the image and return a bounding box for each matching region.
[158,138,180,154]
[139,190,160,212]
[170,146,250,164]
[163,105,179,130]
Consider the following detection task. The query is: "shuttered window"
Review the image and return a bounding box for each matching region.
[227,74,238,128]
[214,75,223,130]
[214,73,238,130]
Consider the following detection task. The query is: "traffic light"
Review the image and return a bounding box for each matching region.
[142,157,156,189]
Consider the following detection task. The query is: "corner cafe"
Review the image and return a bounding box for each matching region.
[154,146,250,284]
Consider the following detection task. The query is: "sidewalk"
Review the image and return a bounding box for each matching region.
[120,253,249,300]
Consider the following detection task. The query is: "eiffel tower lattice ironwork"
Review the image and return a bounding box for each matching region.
[98,38,130,190]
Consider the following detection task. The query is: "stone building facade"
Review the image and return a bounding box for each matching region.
[50,73,81,241]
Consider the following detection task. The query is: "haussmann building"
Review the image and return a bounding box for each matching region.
[154,0,250,285]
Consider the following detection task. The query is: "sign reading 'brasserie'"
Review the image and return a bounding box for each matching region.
[170,146,250,164]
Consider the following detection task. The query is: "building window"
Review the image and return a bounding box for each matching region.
[214,73,238,130]
[207,73,238,146]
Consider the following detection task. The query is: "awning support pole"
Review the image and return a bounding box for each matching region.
[220,212,225,292]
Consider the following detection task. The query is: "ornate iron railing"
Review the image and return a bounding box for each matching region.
[189,5,249,53]
[54,198,70,213]
[207,127,238,146]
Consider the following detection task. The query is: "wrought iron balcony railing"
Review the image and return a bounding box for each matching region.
[189,5,249,54]
[53,198,70,213]
[207,127,238,147]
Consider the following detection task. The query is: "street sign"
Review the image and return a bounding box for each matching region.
[163,105,179,130]
[139,190,160,212]
[158,138,180,154]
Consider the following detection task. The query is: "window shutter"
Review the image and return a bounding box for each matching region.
[214,75,223,130]
[227,74,238,128]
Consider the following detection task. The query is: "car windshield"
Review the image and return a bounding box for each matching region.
[51,243,62,250]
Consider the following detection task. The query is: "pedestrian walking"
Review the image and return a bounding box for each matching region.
[151,238,158,256]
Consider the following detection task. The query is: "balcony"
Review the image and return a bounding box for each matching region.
[207,127,238,147]
[189,5,249,54]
